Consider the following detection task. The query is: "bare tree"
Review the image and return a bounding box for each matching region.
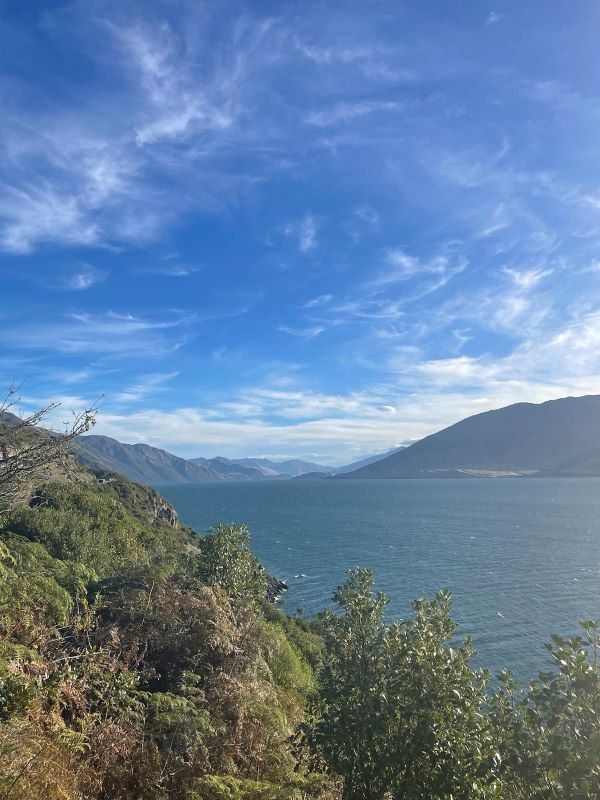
[0,384,97,513]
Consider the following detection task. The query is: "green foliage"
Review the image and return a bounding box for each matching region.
[196,523,269,604]
[259,620,315,693]
[310,569,494,800]
[261,602,324,669]
[4,458,600,800]
[3,483,188,579]
[489,620,600,798]
[0,667,32,721]
[90,469,181,528]
[190,773,331,799]
[140,687,215,788]
[0,535,94,652]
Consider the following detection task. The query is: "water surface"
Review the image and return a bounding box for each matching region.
[158,478,600,681]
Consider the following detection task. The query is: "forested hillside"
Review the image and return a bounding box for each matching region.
[2,414,600,799]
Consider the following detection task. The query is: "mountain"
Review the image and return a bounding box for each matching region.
[290,448,407,479]
[76,436,336,484]
[74,435,265,484]
[341,395,600,479]
[192,456,336,478]
[0,410,23,427]
[334,447,406,474]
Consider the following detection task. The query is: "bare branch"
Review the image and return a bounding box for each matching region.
[0,385,99,513]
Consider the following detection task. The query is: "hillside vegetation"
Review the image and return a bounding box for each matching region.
[1,417,600,798]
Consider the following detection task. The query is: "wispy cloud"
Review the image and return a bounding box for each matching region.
[0,183,100,254]
[294,40,374,65]
[371,248,468,291]
[502,267,552,290]
[278,324,324,338]
[282,213,319,252]
[44,264,108,291]
[294,38,414,83]
[116,371,179,402]
[2,311,192,357]
[305,100,401,127]
[0,9,284,255]
[107,19,240,146]
[4,1,600,462]
[139,263,199,277]
[304,294,333,308]
[346,205,380,240]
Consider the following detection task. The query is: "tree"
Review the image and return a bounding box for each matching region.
[310,570,495,800]
[196,523,270,605]
[489,620,600,798]
[310,569,389,800]
[0,385,96,513]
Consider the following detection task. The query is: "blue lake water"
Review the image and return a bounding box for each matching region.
[157,478,600,682]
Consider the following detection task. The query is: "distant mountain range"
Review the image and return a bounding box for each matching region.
[190,456,336,478]
[74,436,268,483]
[73,435,405,485]
[341,395,600,478]
[74,435,354,484]
[37,395,600,485]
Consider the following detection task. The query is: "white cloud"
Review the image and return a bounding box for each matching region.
[417,356,498,384]
[486,12,502,26]
[0,11,283,255]
[278,324,324,338]
[116,371,179,402]
[294,40,374,64]
[282,213,318,252]
[330,298,404,320]
[0,183,99,254]
[140,263,199,277]
[304,294,333,308]
[502,267,552,290]
[294,38,413,83]
[344,205,380,242]
[371,248,468,290]
[51,265,107,291]
[3,311,191,357]
[305,100,401,127]
[105,19,238,147]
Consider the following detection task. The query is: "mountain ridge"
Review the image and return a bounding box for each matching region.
[73,435,266,484]
[340,395,600,478]
[191,455,336,477]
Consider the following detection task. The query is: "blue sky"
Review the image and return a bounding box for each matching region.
[2,0,600,463]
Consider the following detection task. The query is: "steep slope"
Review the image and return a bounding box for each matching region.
[74,435,263,483]
[342,395,600,478]
[0,414,181,528]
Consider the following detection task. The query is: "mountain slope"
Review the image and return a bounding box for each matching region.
[341,395,600,478]
[193,456,336,477]
[74,435,264,483]
[335,446,406,474]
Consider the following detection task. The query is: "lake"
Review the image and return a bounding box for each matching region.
[157,478,600,682]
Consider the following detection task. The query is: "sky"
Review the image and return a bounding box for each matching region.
[2,0,600,464]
